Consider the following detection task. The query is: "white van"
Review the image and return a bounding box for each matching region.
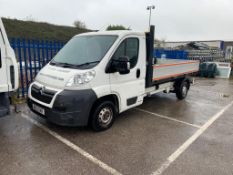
[27,26,199,131]
[0,18,18,117]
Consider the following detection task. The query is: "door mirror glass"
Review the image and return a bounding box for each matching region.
[112,56,130,75]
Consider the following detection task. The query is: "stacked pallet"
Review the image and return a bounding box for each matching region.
[187,50,227,63]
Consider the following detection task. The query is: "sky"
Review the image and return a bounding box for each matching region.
[0,0,232,41]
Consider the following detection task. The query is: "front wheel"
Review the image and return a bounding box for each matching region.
[90,101,116,132]
[175,81,189,100]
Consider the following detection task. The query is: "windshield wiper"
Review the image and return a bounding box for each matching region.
[59,62,74,68]
[76,61,100,67]
[50,61,57,65]
[50,61,76,68]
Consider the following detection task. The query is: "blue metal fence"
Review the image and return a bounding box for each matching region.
[10,38,65,98]
[154,49,188,60]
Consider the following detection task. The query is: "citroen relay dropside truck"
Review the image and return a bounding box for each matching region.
[27,26,199,131]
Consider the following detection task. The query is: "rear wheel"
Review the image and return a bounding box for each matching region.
[90,101,116,132]
[175,80,189,100]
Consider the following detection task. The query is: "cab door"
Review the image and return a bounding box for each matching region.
[108,36,146,112]
[0,28,8,92]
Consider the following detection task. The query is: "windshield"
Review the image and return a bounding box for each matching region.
[51,35,118,69]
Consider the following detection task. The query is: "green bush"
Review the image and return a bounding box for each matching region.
[106,25,130,31]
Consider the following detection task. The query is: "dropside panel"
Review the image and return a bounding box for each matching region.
[153,59,199,82]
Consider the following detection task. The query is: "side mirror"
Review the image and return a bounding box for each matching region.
[112,56,130,75]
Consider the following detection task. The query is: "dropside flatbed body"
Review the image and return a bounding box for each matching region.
[153,59,199,82]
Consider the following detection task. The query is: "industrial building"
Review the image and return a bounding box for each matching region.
[155,40,233,51]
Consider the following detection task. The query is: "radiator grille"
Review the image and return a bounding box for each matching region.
[31,84,56,104]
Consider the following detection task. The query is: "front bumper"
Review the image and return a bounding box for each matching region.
[28,89,97,127]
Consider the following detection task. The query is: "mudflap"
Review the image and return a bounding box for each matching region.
[0,92,10,118]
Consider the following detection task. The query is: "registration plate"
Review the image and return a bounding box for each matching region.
[32,104,45,115]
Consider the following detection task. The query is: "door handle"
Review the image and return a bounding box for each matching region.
[136,69,140,78]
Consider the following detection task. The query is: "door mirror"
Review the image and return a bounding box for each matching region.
[112,56,130,75]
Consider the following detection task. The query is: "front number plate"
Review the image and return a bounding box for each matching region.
[32,104,45,115]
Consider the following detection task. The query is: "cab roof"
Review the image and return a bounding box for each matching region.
[76,30,145,38]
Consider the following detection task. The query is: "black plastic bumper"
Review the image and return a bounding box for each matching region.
[27,89,97,127]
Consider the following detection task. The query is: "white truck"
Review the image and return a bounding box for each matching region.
[0,18,19,117]
[27,26,199,131]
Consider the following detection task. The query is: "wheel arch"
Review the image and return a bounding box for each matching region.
[174,76,191,90]
[90,94,120,116]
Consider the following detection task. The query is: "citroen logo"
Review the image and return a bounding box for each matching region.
[40,86,45,95]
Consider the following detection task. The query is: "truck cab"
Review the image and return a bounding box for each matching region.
[0,18,19,117]
[27,27,199,131]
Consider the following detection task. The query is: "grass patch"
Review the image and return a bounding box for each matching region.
[2,18,90,42]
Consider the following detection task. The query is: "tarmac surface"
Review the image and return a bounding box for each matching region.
[0,78,233,175]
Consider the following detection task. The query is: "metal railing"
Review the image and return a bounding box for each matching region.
[10,38,65,98]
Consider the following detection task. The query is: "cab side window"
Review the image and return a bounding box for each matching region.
[112,38,139,68]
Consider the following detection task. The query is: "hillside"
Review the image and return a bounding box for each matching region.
[2,18,90,42]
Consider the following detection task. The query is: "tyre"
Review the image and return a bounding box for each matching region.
[175,80,189,100]
[90,101,116,132]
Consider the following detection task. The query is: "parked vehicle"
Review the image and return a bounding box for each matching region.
[0,18,19,117]
[27,26,199,131]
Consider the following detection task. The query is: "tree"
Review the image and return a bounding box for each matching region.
[106,25,130,31]
[24,15,36,22]
[73,20,86,29]
[155,39,166,48]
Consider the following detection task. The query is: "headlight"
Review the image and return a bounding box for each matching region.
[65,70,96,87]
